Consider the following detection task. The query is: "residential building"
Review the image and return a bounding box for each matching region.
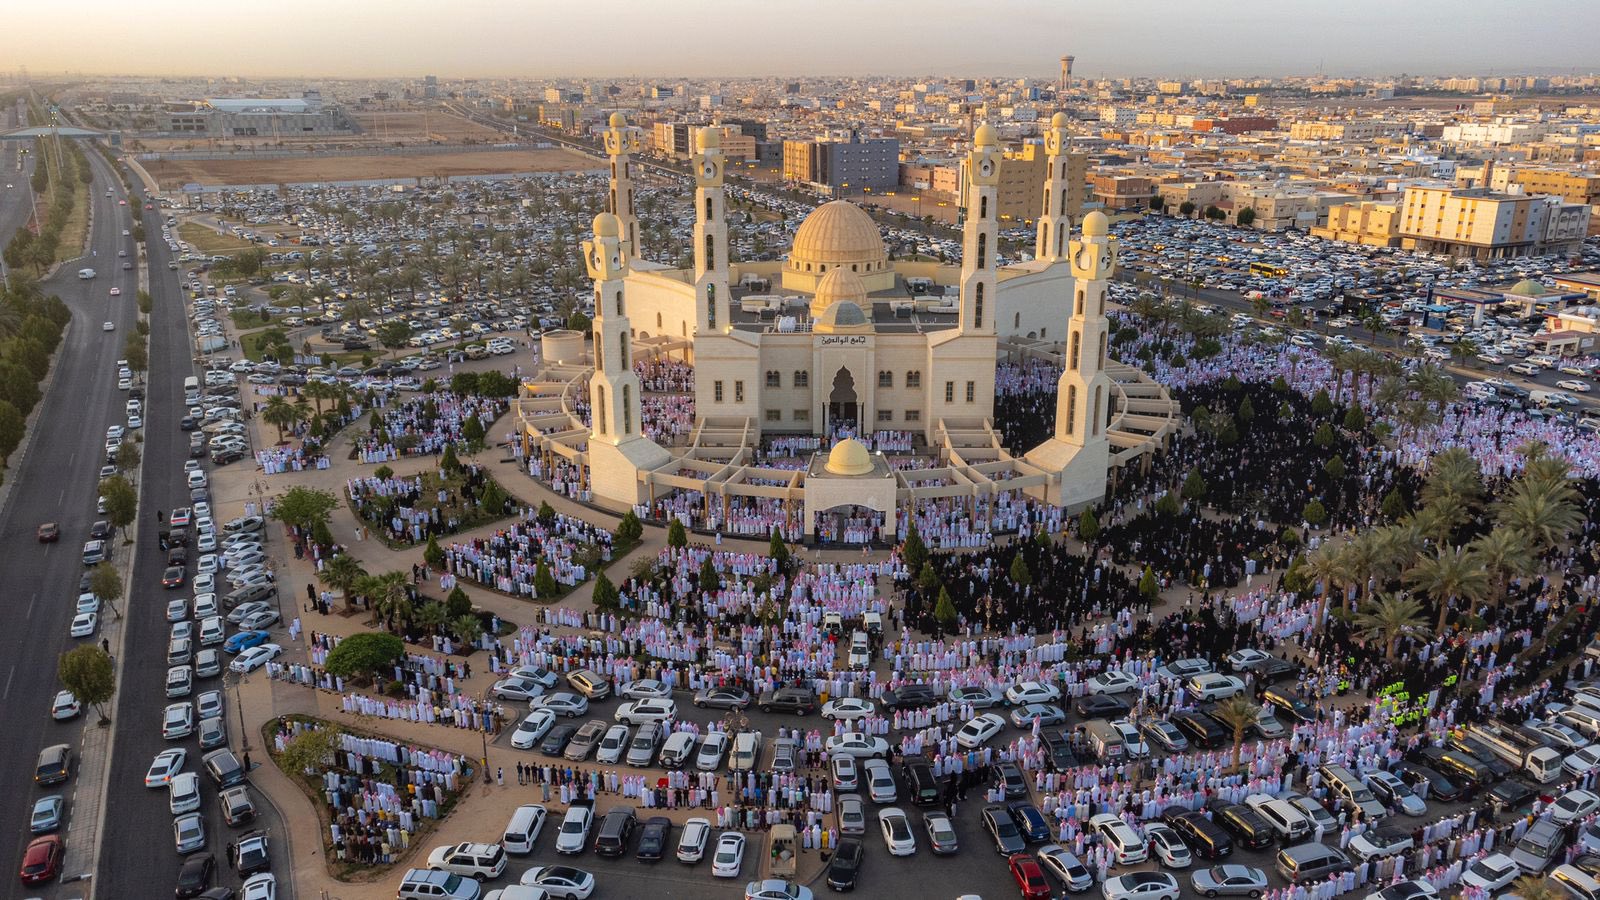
[1397,186,1590,260]
[1311,201,1401,247]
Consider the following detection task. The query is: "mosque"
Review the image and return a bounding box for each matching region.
[515,114,1180,542]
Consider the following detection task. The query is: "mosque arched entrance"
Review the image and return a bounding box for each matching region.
[827,367,858,435]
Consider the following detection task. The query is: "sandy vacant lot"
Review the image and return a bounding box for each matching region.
[143,147,601,188]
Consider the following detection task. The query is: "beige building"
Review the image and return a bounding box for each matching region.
[1289,120,1384,142]
[1312,201,1401,247]
[1398,186,1591,260]
[513,117,1179,536]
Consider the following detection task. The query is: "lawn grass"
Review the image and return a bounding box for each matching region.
[54,177,89,264]
[179,221,253,256]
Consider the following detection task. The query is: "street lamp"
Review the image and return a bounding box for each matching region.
[480,682,494,784]
[226,670,251,752]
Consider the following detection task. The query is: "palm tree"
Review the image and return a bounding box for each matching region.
[1468,529,1536,608]
[413,600,448,637]
[1209,695,1263,773]
[1404,545,1491,633]
[261,396,299,444]
[1372,377,1407,419]
[1305,545,1353,604]
[451,613,484,649]
[1421,447,1484,510]
[1509,876,1564,900]
[1374,522,1425,574]
[1352,593,1432,662]
[319,553,368,613]
[363,571,414,630]
[1495,484,1583,555]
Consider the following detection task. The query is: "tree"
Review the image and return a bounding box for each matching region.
[59,645,115,723]
[1204,205,1225,221]
[451,613,483,648]
[1209,694,1262,772]
[699,556,721,593]
[902,520,929,574]
[423,535,444,569]
[276,725,342,778]
[122,335,148,372]
[1312,423,1335,448]
[1324,455,1346,480]
[1381,488,1409,522]
[319,552,368,612]
[1077,508,1100,541]
[616,510,643,544]
[768,529,790,568]
[1235,207,1256,228]
[934,587,957,627]
[537,501,557,525]
[1343,405,1366,432]
[592,571,620,610]
[1468,529,1536,609]
[1236,395,1254,424]
[1178,201,1197,218]
[1353,594,1432,662]
[460,416,486,456]
[115,439,141,473]
[273,485,339,535]
[1008,553,1032,588]
[99,474,138,534]
[445,585,473,619]
[362,571,414,629]
[1181,468,1208,502]
[667,519,687,549]
[1302,499,1328,528]
[90,563,124,618]
[0,399,23,461]
[566,309,592,333]
[1138,566,1160,604]
[261,395,301,443]
[917,563,940,595]
[376,320,412,349]
[1404,545,1490,633]
[534,561,560,598]
[414,600,448,636]
[1310,388,1334,417]
[1495,479,1583,555]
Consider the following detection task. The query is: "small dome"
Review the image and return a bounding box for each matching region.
[696,126,720,151]
[824,438,875,477]
[789,201,887,275]
[974,123,998,147]
[608,112,626,128]
[812,267,869,315]
[1508,278,1547,297]
[1051,112,1070,129]
[1082,210,1109,237]
[593,213,621,238]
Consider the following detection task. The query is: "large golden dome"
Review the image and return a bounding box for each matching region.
[824,438,874,477]
[788,201,888,278]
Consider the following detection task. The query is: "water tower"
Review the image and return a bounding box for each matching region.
[1059,55,1075,97]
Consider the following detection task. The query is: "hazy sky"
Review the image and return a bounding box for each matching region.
[4,0,1596,80]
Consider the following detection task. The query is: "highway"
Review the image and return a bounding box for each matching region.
[0,143,149,892]
[93,161,289,898]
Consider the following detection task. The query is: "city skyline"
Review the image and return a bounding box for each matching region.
[4,0,1599,80]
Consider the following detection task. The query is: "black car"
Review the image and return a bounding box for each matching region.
[1160,807,1233,860]
[1252,658,1301,682]
[1208,802,1275,850]
[1392,762,1468,802]
[1073,694,1131,719]
[1445,736,1515,780]
[90,520,113,540]
[883,684,942,710]
[1262,689,1318,723]
[758,687,818,716]
[175,853,215,898]
[1040,728,1080,772]
[635,816,670,861]
[1485,780,1535,815]
[827,838,864,891]
[541,724,577,755]
[211,448,245,466]
[180,416,198,431]
[901,755,940,806]
[1172,711,1228,749]
[992,762,1028,799]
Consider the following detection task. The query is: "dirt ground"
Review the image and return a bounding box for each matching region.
[132,111,505,153]
[142,147,600,188]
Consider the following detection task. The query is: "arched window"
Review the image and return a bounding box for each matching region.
[1065,386,1077,435]
[1073,288,1084,317]
[595,385,607,435]
[974,282,985,330]
[851,264,858,272]
[1098,333,1107,370]
[609,188,617,214]
[980,195,988,219]
[1069,330,1081,369]
[707,283,717,329]
[615,290,623,316]
[1059,188,1067,216]
[619,332,628,366]
[656,312,663,328]
[977,233,988,269]
[905,370,920,388]
[1056,227,1065,257]
[795,371,809,388]
[622,384,632,435]
[704,197,712,220]
[1014,312,1021,329]
[1092,386,1102,435]
[703,234,715,270]
[1098,291,1105,316]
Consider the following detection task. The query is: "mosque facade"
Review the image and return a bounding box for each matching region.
[518,114,1179,542]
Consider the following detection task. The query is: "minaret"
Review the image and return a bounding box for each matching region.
[581,212,668,508]
[691,125,730,334]
[602,112,643,259]
[1036,112,1073,263]
[1024,210,1116,509]
[958,123,1000,335]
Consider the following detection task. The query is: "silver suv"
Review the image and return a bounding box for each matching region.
[396,868,480,899]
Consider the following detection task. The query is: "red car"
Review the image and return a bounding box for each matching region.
[1008,852,1051,900]
[20,835,64,885]
[37,522,59,543]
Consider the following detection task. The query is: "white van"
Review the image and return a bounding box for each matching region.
[847,631,872,670]
[78,268,96,279]
[730,731,762,772]
[501,804,547,855]
[183,376,200,394]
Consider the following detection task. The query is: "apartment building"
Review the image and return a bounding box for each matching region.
[1311,201,1402,247]
[1397,186,1590,259]
[1089,173,1156,210]
[1288,120,1385,142]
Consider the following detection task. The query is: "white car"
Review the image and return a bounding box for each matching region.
[229,643,282,674]
[533,692,588,717]
[554,806,592,855]
[1144,822,1192,869]
[614,698,677,725]
[1090,813,1147,864]
[1565,745,1600,777]
[241,873,277,900]
[618,678,672,700]
[1102,872,1181,900]
[226,601,272,625]
[238,610,281,631]
[174,812,206,854]
[518,865,595,899]
[1038,844,1095,893]
[103,321,115,331]
[677,817,711,863]
[878,806,916,855]
[696,732,730,771]
[1551,788,1600,825]
[163,702,195,739]
[1459,853,1520,893]
[955,713,1007,749]
[1085,670,1139,695]
[712,831,746,877]
[145,747,188,787]
[70,611,99,638]
[1186,673,1246,702]
[1005,680,1061,706]
[821,698,877,721]
[426,841,508,881]
[596,724,630,764]
[825,732,890,759]
[169,771,202,814]
[51,690,82,720]
[166,598,190,622]
[511,709,556,749]
[1225,649,1271,672]
[1558,379,1591,393]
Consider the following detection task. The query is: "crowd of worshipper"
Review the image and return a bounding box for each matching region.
[352,390,509,463]
[436,509,613,598]
[345,463,512,545]
[635,358,695,393]
[270,718,468,869]
[908,537,1142,637]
